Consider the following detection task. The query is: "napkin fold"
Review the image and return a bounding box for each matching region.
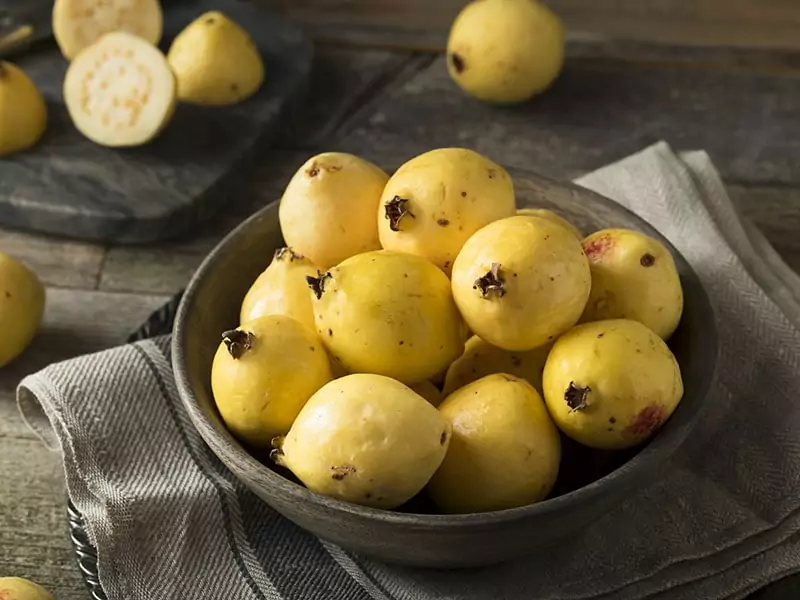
[18,142,800,600]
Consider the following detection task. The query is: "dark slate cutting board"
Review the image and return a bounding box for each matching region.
[0,0,312,244]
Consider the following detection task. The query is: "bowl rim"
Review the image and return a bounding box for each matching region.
[172,167,718,529]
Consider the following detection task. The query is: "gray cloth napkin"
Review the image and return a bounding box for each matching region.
[17,141,800,600]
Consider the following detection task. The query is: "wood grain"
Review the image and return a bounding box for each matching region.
[96,149,306,295]
[328,55,800,266]
[275,48,417,148]
[0,227,104,289]
[270,0,800,52]
[0,435,87,600]
[0,288,170,395]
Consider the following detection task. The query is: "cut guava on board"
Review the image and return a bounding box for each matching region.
[52,0,163,60]
[63,31,176,148]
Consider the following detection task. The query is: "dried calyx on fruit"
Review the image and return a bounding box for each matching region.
[384,196,415,231]
[306,271,332,299]
[564,381,590,412]
[473,263,505,298]
[221,329,254,359]
[274,246,304,262]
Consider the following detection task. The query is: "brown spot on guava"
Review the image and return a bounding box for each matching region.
[564,382,590,412]
[582,234,613,259]
[510,355,522,367]
[440,431,448,445]
[437,218,450,227]
[473,262,505,298]
[365,492,372,499]
[384,196,415,231]
[487,168,497,179]
[222,329,254,359]
[4,291,10,298]
[597,332,604,338]
[328,328,333,337]
[399,340,404,345]
[450,52,465,74]
[443,260,451,269]
[205,17,216,24]
[306,271,332,299]
[231,83,239,92]
[609,416,616,423]
[640,253,656,267]
[331,465,357,480]
[275,246,304,261]
[624,405,667,438]
[461,191,467,197]
[309,346,315,352]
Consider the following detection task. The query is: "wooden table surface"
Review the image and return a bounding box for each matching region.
[2,4,800,597]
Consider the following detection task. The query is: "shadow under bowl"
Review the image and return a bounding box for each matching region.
[172,168,718,569]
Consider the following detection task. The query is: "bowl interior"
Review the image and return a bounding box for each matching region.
[172,167,717,525]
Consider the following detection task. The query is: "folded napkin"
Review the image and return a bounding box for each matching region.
[17,142,800,600]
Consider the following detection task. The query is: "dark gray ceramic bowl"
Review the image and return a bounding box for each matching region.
[172,168,717,569]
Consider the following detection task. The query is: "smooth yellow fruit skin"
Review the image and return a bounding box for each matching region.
[516,207,582,240]
[63,31,177,148]
[378,148,516,275]
[0,62,47,157]
[0,252,45,367]
[451,215,591,351]
[311,250,466,385]
[443,335,551,396]
[240,247,319,331]
[446,0,565,104]
[274,373,451,510]
[581,228,684,340]
[280,153,389,270]
[409,380,444,407]
[542,319,684,450]
[428,374,561,513]
[0,577,54,600]
[52,0,163,61]
[167,11,264,106]
[211,315,332,448]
